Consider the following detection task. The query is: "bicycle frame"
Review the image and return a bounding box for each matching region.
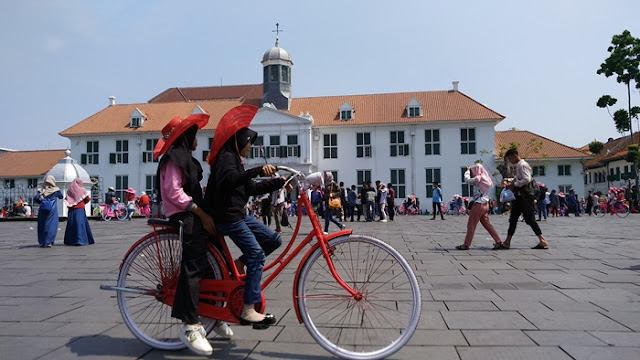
[122,180,356,325]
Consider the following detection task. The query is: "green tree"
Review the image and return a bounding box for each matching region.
[597,30,640,204]
[588,140,604,154]
[596,30,640,135]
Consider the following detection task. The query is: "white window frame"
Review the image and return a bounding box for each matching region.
[390,169,406,199]
[558,164,571,176]
[390,131,408,157]
[460,128,476,155]
[323,133,338,159]
[425,168,441,198]
[424,129,440,155]
[356,132,372,158]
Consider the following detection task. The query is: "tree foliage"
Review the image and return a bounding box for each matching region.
[596,30,640,135]
[588,140,604,154]
[626,144,640,167]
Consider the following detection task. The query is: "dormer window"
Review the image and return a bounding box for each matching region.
[339,101,354,120]
[129,108,146,128]
[407,98,422,117]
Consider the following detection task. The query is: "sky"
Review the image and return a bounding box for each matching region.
[1,0,639,151]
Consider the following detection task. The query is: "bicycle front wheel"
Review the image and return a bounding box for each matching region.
[616,204,630,218]
[117,231,221,350]
[296,235,421,360]
[594,205,607,217]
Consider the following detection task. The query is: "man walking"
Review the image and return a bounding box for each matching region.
[501,148,549,250]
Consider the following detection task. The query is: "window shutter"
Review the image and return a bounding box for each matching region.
[296,145,301,157]
[404,144,409,156]
[110,153,116,164]
[81,154,87,164]
[280,146,287,158]
[142,153,147,163]
[390,145,397,157]
[123,153,129,164]
[202,151,208,161]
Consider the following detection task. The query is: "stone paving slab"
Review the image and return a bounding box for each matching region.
[0,214,639,359]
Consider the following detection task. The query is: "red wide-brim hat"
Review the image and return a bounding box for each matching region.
[124,187,136,195]
[206,104,258,165]
[154,113,210,159]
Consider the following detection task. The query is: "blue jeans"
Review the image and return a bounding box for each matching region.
[216,216,282,304]
[324,207,343,232]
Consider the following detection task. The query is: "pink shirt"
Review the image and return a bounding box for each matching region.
[160,159,194,217]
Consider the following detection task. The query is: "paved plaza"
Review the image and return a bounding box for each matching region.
[1,213,639,360]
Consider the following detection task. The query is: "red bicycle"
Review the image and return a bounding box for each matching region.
[594,199,630,218]
[101,166,421,359]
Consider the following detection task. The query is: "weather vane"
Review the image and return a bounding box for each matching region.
[273,23,283,46]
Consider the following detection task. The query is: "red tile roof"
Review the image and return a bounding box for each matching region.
[59,100,244,136]
[495,129,591,159]
[0,150,67,177]
[583,132,640,168]
[149,84,263,106]
[289,90,504,126]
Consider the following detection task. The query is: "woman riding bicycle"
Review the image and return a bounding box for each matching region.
[205,104,285,329]
[154,112,231,356]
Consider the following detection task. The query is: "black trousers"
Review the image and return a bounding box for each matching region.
[170,212,210,325]
[387,202,395,220]
[508,194,542,237]
[432,202,444,219]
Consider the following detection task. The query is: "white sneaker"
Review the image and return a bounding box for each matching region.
[381,219,387,222]
[179,324,213,356]
[213,321,233,338]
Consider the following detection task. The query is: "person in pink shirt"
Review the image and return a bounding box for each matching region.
[154,113,231,356]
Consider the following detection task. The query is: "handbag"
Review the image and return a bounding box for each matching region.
[500,188,516,203]
[329,197,341,209]
[468,200,475,210]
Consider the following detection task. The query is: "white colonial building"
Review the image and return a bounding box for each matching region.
[58,38,591,211]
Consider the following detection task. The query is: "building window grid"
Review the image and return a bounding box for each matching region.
[356,170,371,193]
[286,135,299,157]
[424,129,440,155]
[558,165,571,176]
[112,140,129,164]
[323,134,338,159]
[356,132,371,158]
[268,135,281,158]
[249,136,264,159]
[143,139,159,163]
[4,179,15,189]
[532,165,546,177]
[390,169,406,199]
[131,117,142,128]
[340,110,352,120]
[408,106,421,117]
[82,141,99,165]
[145,175,157,193]
[558,184,572,193]
[27,178,38,188]
[115,175,129,201]
[390,131,409,157]
[460,128,476,154]
[425,168,441,198]
[461,167,474,197]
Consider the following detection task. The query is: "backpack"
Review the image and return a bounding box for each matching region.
[311,190,322,204]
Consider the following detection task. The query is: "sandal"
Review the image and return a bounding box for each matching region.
[531,243,549,250]
[455,245,469,250]
[492,243,503,250]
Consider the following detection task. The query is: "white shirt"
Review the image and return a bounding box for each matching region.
[513,159,533,188]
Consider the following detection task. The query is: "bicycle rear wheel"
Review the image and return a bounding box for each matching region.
[616,204,630,218]
[594,205,607,217]
[101,208,112,221]
[116,231,221,350]
[116,204,128,221]
[296,235,421,360]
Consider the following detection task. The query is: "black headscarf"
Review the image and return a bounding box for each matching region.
[156,125,204,207]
